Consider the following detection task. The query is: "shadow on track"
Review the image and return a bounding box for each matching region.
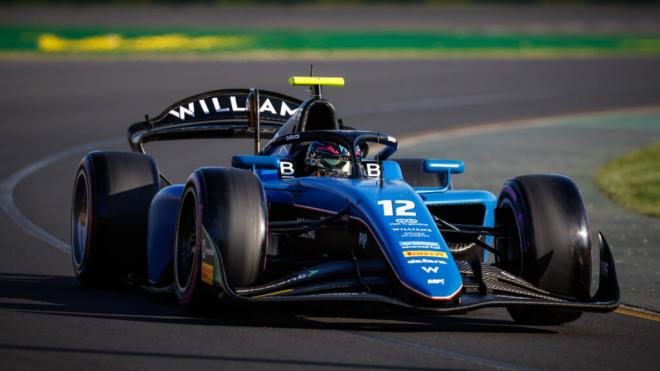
[0,272,554,335]
[0,343,471,371]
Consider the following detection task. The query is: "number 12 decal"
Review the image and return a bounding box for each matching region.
[377,200,416,216]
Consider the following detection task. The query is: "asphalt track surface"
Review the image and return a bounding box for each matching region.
[2,59,660,370]
[3,5,660,34]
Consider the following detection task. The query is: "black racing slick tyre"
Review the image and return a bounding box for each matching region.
[393,159,449,188]
[173,167,267,313]
[495,174,592,325]
[71,151,160,287]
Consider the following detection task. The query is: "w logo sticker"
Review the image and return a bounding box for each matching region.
[421,266,439,274]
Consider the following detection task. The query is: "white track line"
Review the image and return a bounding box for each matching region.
[343,90,554,116]
[398,104,660,147]
[0,137,124,254]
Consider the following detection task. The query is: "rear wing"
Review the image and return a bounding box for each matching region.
[127,89,302,153]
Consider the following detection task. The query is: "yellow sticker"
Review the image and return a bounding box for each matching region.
[403,250,448,258]
[201,262,214,285]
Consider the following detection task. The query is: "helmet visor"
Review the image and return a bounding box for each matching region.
[323,158,343,167]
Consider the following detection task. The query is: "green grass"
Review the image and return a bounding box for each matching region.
[596,142,660,218]
[2,26,660,57]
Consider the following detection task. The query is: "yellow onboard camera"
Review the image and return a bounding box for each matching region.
[288,76,345,98]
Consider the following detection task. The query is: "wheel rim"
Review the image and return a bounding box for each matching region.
[175,189,198,293]
[72,171,90,267]
[495,201,523,275]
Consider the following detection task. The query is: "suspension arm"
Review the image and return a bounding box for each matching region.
[433,215,501,256]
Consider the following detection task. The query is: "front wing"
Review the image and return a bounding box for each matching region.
[203,231,619,315]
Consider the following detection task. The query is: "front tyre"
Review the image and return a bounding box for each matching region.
[496,174,592,325]
[173,168,267,313]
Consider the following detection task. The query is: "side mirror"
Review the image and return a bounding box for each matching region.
[232,155,280,170]
[423,160,464,174]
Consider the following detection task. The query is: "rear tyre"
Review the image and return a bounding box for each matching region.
[71,151,160,287]
[173,168,267,313]
[496,174,591,325]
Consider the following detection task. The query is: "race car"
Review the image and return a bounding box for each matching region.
[71,76,619,325]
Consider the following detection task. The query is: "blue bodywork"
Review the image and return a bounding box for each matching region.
[146,148,496,301]
[147,184,183,285]
[258,159,494,300]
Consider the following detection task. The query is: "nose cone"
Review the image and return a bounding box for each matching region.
[391,242,463,301]
[294,176,464,301]
[353,182,463,301]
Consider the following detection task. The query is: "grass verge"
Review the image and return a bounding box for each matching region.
[595,142,660,218]
[1,26,660,58]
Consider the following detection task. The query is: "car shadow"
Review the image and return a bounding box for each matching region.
[0,272,554,334]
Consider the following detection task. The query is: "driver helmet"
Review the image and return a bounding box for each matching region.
[305,141,355,178]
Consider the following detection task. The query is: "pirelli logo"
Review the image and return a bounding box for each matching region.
[403,250,448,258]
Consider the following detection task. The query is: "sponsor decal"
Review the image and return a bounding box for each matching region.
[279,270,318,287]
[279,161,295,178]
[389,218,430,229]
[358,232,368,249]
[201,262,214,285]
[392,226,432,232]
[394,218,419,225]
[391,216,434,239]
[392,228,433,237]
[300,230,316,240]
[392,225,431,231]
[403,250,448,258]
[285,133,300,141]
[401,231,431,238]
[421,266,440,274]
[406,258,447,265]
[201,238,215,259]
[295,217,317,239]
[399,241,440,249]
[364,162,381,178]
[427,278,445,285]
[168,96,298,121]
[250,269,319,293]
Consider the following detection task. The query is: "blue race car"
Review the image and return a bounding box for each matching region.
[71,76,619,325]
